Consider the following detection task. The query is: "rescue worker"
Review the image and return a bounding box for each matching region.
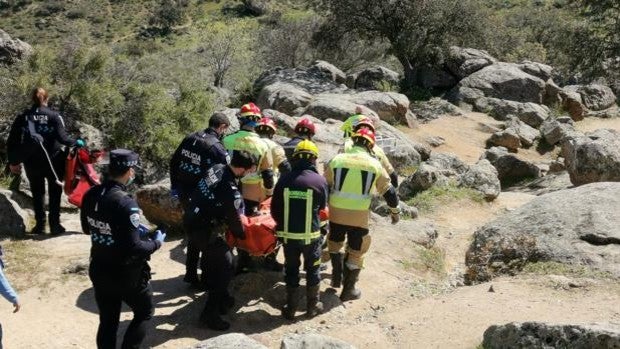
[342,114,399,188]
[325,128,400,301]
[282,117,316,162]
[183,150,258,330]
[81,149,166,349]
[255,117,291,181]
[7,87,84,235]
[271,140,328,320]
[169,113,230,286]
[223,103,278,272]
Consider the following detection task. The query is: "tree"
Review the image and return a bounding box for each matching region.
[149,0,187,35]
[323,0,488,87]
[258,15,320,68]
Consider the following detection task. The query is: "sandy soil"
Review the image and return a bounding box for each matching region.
[2,114,619,349]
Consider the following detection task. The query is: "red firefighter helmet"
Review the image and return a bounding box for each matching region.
[352,115,375,132]
[239,102,262,121]
[352,128,376,148]
[256,117,277,135]
[294,118,316,136]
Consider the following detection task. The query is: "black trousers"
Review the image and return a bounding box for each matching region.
[283,238,322,287]
[90,263,154,349]
[24,151,65,226]
[202,236,234,313]
[180,197,205,278]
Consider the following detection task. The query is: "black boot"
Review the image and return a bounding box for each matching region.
[200,293,230,331]
[340,266,362,301]
[219,293,235,315]
[29,221,45,235]
[306,285,323,318]
[282,287,299,320]
[330,253,343,288]
[50,223,66,236]
[263,249,284,272]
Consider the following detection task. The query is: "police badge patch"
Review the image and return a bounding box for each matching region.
[130,213,141,228]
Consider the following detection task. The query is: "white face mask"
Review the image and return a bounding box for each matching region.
[126,169,136,186]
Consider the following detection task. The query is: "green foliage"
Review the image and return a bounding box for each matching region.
[149,0,188,35]
[523,261,614,279]
[406,182,485,213]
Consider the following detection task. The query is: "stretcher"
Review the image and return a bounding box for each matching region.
[64,147,104,208]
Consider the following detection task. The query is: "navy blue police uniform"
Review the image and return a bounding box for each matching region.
[183,163,245,330]
[7,105,77,234]
[81,149,162,349]
[169,128,229,284]
[282,136,305,162]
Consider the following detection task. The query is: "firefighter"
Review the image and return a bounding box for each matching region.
[169,113,230,286]
[182,150,258,330]
[6,87,84,235]
[325,128,400,301]
[342,114,399,188]
[81,149,166,349]
[282,117,316,162]
[271,140,328,320]
[222,103,278,272]
[255,116,292,182]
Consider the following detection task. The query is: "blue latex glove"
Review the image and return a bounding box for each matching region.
[153,229,166,244]
[75,138,86,148]
[138,224,150,238]
[170,188,179,199]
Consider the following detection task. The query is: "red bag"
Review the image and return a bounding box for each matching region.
[64,148,104,208]
[226,213,278,256]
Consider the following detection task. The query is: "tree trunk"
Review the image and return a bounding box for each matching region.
[397,55,418,89]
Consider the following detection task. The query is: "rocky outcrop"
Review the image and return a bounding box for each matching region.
[449,63,547,105]
[308,60,346,84]
[417,66,458,89]
[281,333,357,349]
[190,333,267,348]
[562,129,620,186]
[517,61,553,81]
[505,118,540,148]
[483,322,620,349]
[0,29,33,65]
[256,83,313,115]
[0,190,28,236]
[254,67,345,98]
[488,128,521,151]
[465,182,620,284]
[211,108,241,134]
[560,84,617,121]
[446,47,497,80]
[354,66,399,90]
[135,179,183,232]
[482,147,541,186]
[474,97,549,128]
[458,159,501,201]
[410,97,466,123]
[74,121,106,150]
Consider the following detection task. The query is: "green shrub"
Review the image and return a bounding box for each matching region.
[406,182,485,213]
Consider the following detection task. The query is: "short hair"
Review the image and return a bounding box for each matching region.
[230,150,258,170]
[209,113,231,128]
[108,166,131,178]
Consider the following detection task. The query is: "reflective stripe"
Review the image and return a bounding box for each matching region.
[279,188,318,244]
[331,190,371,201]
[363,170,374,195]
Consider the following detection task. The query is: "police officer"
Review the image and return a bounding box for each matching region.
[183,150,257,330]
[271,140,328,320]
[325,129,400,301]
[342,114,399,187]
[170,113,230,286]
[282,117,316,162]
[223,102,276,272]
[7,87,84,235]
[81,149,166,349]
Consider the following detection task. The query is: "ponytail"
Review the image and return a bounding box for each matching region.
[31,87,48,107]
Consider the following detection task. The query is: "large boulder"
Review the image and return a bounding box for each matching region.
[0,29,33,65]
[0,190,28,236]
[256,82,313,115]
[505,118,540,148]
[398,163,439,199]
[375,121,424,171]
[253,67,346,98]
[417,66,457,89]
[281,333,357,349]
[482,147,542,186]
[409,97,466,123]
[483,322,620,349]
[308,60,346,84]
[135,179,183,232]
[565,84,616,111]
[517,61,554,81]
[446,46,497,80]
[190,333,267,349]
[540,117,578,146]
[488,128,521,152]
[354,66,400,90]
[458,159,501,201]
[448,63,547,106]
[465,182,620,284]
[562,129,620,186]
[474,97,549,128]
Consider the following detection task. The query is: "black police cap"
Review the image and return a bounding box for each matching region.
[109,149,140,172]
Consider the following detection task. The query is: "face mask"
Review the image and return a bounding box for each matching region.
[126,169,136,186]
